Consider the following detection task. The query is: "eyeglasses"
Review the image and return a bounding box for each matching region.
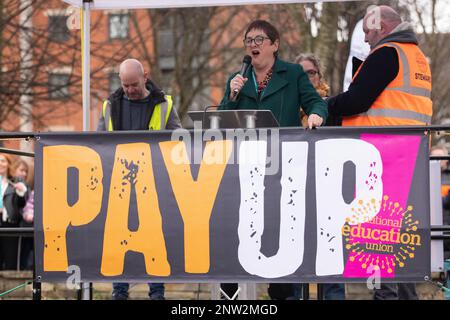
[243,35,271,47]
[305,70,319,77]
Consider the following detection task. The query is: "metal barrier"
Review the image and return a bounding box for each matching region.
[0,134,40,299]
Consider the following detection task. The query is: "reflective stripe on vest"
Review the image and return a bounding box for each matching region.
[343,42,432,127]
[102,100,113,131]
[102,94,173,131]
[149,95,173,130]
[383,43,431,99]
[365,108,431,124]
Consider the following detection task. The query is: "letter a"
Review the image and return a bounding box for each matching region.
[101,143,170,276]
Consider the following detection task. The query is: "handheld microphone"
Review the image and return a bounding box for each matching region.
[233,55,252,95]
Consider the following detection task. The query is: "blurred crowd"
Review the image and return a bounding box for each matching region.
[0,154,34,271]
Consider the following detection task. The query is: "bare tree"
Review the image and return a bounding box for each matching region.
[2,0,447,133]
[406,0,450,125]
[0,0,84,131]
[268,1,409,95]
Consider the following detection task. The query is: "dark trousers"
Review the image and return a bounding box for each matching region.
[373,283,418,300]
[19,236,34,270]
[0,235,19,270]
[292,283,345,300]
[112,282,165,300]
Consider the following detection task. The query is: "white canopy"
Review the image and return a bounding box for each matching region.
[63,0,356,10]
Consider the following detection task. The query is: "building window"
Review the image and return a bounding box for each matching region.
[157,12,175,90]
[48,15,70,42]
[109,14,129,39]
[49,73,70,99]
[108,73,121,93]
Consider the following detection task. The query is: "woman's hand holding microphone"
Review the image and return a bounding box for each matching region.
[229,75,248,101]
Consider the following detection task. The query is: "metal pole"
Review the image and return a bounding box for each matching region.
[431,235,450,240]
[77,283,92,300]
[81,282,92,300]
[244,114,256,129]
[82,0,91,131]
[237,114,256,300]
[81,0,92,299]
[32,232,41,300]
[32,275,41,300]
[19,0,33,153]
[209,115,220,129]
[431,226,450,231]
[0,147,34,157]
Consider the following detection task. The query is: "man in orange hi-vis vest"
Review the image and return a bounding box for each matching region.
[327,5,433,300]
[327,5,432,127]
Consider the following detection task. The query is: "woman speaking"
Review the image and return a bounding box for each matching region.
[219,20,327,129]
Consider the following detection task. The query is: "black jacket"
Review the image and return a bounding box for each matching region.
[99,80,167,131]
[328,25,419,117]
[1,183,27,226]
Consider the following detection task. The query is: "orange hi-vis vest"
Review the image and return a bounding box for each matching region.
[342,41,432,126]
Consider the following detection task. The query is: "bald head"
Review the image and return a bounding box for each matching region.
[119,59,145,77]
[363,5,403,49]
[379,6,402,25]
[119,59,149,100]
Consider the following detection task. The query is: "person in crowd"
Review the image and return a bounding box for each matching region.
[10,158,34,270]
[98,58,181,300]
[431,145,450,260]
[294,53,345,300]
[0,154,28,270]
[218,19,327,300]
[327,5,432,300]
[295,53,341,127]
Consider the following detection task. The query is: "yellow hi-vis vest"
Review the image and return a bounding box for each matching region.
[102,95,173,131]
[342,42,432,126]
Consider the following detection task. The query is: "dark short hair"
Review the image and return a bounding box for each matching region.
[244,20,280,56]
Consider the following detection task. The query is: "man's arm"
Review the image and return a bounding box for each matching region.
[327,47,399,116]
[166,107,182,130]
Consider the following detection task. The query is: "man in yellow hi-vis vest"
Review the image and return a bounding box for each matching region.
[327,5,432,300]
[97,59,181,132]
[98,59,181,300]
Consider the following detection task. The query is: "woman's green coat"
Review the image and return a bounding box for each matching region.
[219,58,328,127]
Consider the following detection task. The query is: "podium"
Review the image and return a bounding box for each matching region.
[188,109,279,300]
[188,109,279,129]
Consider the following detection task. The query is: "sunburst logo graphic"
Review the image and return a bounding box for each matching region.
[342,195,421,276]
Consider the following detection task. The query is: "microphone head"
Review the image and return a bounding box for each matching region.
[243,55,252,65]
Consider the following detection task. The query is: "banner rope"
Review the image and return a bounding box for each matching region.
[0,280,33,298]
